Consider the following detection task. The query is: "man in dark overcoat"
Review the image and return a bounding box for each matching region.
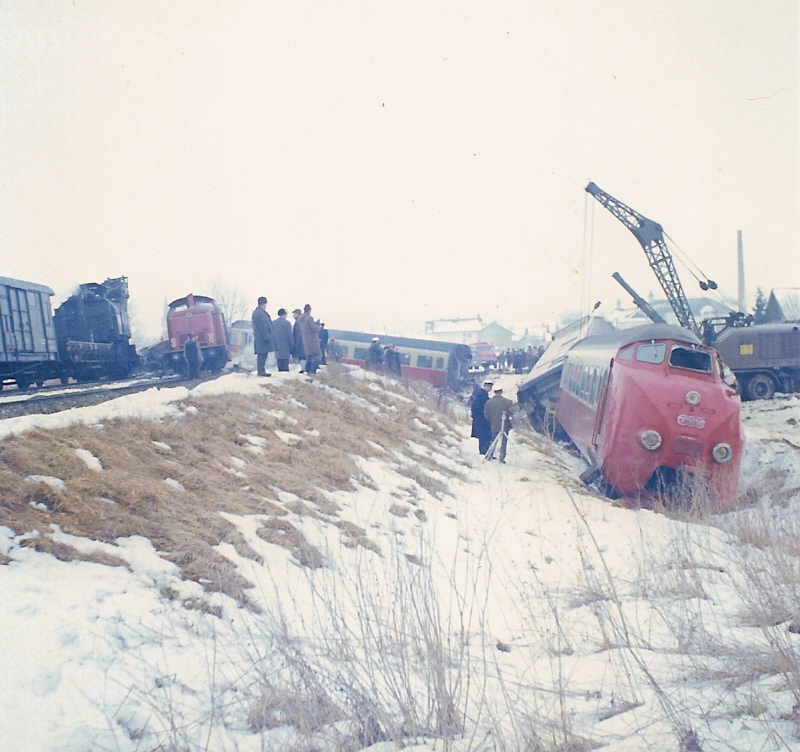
[273,308,294,372]
[183,333,203,379]
[291,308,306,371]
[470,380,493,455]
[251,296,275,377]
[318,323,329,366]
[365,337,384,371]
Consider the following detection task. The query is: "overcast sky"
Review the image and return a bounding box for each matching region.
[1,0,797,341]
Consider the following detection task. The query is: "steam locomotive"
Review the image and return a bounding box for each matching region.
[0,275,138,389]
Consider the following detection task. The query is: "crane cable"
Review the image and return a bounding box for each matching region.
[664,231,741,312]
[581,192,595,336]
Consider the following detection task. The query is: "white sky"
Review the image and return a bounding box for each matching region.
[1,0,797,341]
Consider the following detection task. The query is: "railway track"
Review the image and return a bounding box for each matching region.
[0,373,190,419]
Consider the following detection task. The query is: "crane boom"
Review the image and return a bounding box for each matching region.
[586,181,699,336]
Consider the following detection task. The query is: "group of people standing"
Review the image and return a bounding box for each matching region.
[364,336,403,376]
[252,298,328,377]
[470,380,515,463]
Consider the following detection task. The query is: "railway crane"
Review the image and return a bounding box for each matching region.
[585,181,719,337]
[586,181,799,400]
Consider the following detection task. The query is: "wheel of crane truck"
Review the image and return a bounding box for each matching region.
[746,373,776,401]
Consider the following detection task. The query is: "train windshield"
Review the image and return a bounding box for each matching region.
[669,345,713,373]
[635,343,666,364]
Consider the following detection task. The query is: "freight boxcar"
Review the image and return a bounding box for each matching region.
[0,276,61,389]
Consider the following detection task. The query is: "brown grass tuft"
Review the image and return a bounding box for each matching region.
[0,373,465,605]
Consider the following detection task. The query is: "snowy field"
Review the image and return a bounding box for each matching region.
[1,369,799,752]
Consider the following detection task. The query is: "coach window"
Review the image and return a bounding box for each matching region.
[435,357,445,370]
[398,352,410,366]
[339,346,349,359]
[669,345,712,373]
[417,355,433,368]
[636,343,666,364]
[354,347,367,360]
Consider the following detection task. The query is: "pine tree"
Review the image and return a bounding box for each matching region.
[752,287,768,323]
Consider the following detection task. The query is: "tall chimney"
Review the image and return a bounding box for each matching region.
[737,230,746,311]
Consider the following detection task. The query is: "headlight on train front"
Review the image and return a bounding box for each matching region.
[685,390,701,405]
[712,442,733,463]
[641,430,662,451]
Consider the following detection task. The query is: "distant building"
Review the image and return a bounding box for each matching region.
[423,316,515,348]
[424,316,483,344]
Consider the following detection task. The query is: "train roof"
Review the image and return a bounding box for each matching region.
[571,322,703,352]
[328,329,471,354]
[516,321,703,403]
[0,276,55,296]
[167,294,217,308]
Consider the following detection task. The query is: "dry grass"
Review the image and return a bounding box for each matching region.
[0,373,465,608]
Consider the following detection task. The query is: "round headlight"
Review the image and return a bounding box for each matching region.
[685,390,701,406]
[712,443,733,463]
[641,430,662,451]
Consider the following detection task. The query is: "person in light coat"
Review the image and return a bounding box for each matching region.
[483,386,514,462]
[297,304,322,375]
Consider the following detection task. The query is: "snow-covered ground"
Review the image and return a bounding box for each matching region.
[1,369,799,751]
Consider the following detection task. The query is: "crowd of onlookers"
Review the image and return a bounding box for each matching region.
[492,345,545,374]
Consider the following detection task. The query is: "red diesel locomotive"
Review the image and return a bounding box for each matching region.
[520,323,743,509]
[164,294,229,375]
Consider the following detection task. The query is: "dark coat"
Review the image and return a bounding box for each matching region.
[470,388,492,441]
[298,313,322,357]
[365,341,383,370]
[272,316,293,360]
[184,339,202,366]
[292,319,305,359]
[252,306,275,355]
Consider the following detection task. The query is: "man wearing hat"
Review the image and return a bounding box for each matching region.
[470,380,494,455]
[251,296,275,377]
[365,336,384,372]
[484,385,515,462]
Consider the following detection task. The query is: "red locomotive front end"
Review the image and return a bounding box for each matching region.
[555,325,743,511]
[164,294,229,375]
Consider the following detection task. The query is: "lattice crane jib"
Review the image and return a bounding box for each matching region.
[585,182,699,336]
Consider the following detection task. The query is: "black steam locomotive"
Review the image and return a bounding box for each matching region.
[0,275,139,390]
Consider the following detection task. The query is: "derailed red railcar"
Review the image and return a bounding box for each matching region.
[520,323,743,510]
[164,294,229,375]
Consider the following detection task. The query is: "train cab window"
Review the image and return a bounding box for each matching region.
[354,347,367,360]
[669,345,712,373]
[635,343,666,364]
[617,345,634,360]
[417,355,433,368]
[435,357,445,370]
